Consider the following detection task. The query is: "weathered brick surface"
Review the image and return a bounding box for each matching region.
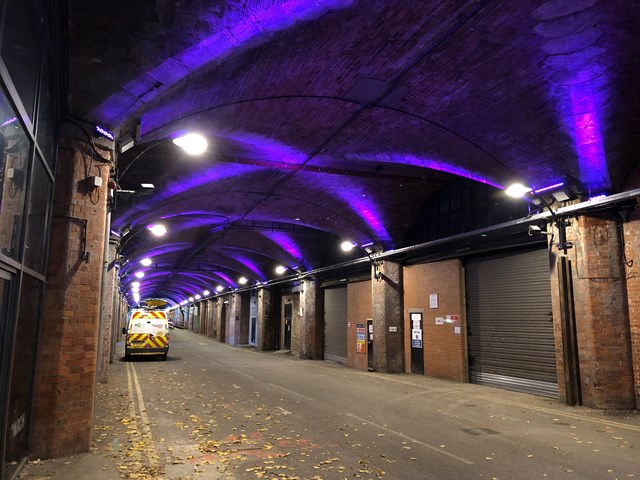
[550,212,635,409]
[371,261,404,373]
[299,279,323,360]
[403,260,467,382]
[30,131,111,458]
[257,288,274,350]
[346,280,372,371]
[624,208,640,407]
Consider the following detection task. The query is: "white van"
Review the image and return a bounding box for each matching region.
[123,308,170,360]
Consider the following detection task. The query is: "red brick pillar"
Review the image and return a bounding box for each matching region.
[624,208,640,407]
[228,293,242,345]
[371,260,404,373]
[30,124,112,457]
[552,212,635,409]
[299,278,323,359]
[257,287,275,350]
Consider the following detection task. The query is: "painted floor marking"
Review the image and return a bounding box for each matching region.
[346,412,474,465]
[129,363,159,466]
[266,382,315,402]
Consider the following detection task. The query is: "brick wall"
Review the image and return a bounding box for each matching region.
[30,131,111,457]
[346,280,372,371]
[299,279,323,360]
[550,212,636,409]
[371,261,404,373]
[403,260,467,382]
[624,209,640,407]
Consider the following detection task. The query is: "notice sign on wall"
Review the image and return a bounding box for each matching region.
[411,329,423,348]
[356,324,366,353]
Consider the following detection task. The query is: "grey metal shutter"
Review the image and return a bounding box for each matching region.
[324,287,347,363]
[465,248,557,398]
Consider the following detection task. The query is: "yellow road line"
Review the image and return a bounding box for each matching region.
[129,363,159,466]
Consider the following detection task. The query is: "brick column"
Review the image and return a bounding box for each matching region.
[371,260,404,373]
[256,287,274,350]
[228,293,242,345]
[299,278,323,359]
[30,125,112,457]
[551,212,635,409]
[624,208,640,407]
[96,239,117,383]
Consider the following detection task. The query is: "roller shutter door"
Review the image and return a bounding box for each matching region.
[324,287,347,363]
[465,248,557,398]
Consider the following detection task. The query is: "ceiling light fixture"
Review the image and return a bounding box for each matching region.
[140,257,152,266]
[239,277,248,285]
[275,265,288,275]
[216,285,224,292]
[505,183,532,198]
[172,133,208,155]
[203,290,210,296]
[188,296,194,302]
[195,294,201,300]
[134,271,145,279]
[340,240,357,252]
[147,224,167,236]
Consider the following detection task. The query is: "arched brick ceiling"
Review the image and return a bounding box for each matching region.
[67,0,640,305]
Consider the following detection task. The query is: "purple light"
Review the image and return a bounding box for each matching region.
[95,124,114,140]
[533,182,564,194]
[570,86,610,193]
[1,116,17,127]
[94,0,353,125]
[228,254,267,281]
[259,231,312,270]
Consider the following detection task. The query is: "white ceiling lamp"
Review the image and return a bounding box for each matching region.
[238,277,248,285]
[147,224,167,236]
[340,240,357,252]
[215,285,224,292]
[173,133,208,155]
[505,183,532,198]
[140,257,152,266]
[203,289,210,296]
[134,271,145,279]
[275,265,287,275]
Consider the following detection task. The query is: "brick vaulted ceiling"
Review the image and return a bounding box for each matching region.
[67,0,640,305]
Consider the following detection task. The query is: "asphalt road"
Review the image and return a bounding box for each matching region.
[21,328,640,479]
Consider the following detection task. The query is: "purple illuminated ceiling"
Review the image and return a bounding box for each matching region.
[67,1,640,304]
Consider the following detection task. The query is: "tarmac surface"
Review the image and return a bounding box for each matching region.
[19,328,640,479]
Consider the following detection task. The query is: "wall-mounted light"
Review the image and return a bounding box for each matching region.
[134,271,145,279]
[147,224,167,236]
[239,277,248,285]
[340,240,357,252]
[505,183,532,198]
[172,133,208,155]
[203,289,210,296]
[215,285,224,292]
[275,265,288,275]
[195,294,201,300]
[140,257,152,266]
[188,296,195,302]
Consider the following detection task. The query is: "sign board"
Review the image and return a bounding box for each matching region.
[356,324,366,353]
[429,293,438,309]
[389,326,398,332]
[411,329,423,348]
[435,317,444,325]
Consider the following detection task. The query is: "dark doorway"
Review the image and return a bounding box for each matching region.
[220,302,227,343]
[283,302,292,350]
[367,319,373,371]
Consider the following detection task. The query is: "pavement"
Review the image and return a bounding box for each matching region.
[19,329,640,480]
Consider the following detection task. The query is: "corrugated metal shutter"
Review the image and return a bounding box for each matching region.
[324,287,347,363]
[465,248,557,398]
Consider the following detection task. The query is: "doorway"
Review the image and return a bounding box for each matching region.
[283,302,292,350]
